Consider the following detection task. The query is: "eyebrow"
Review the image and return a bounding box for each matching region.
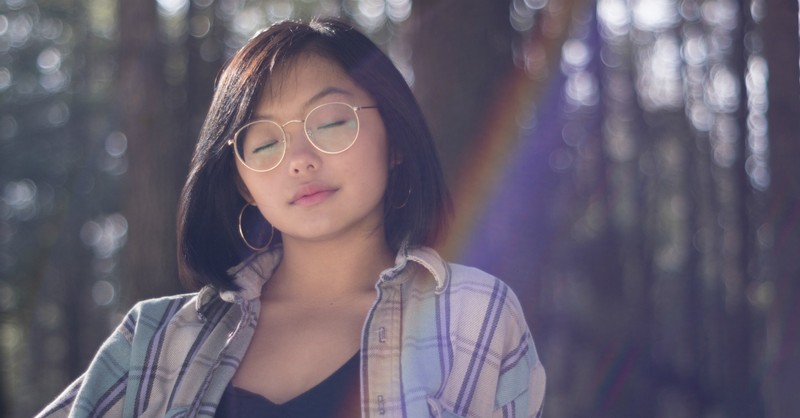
[305,86,354,107]
[254,86,355,120]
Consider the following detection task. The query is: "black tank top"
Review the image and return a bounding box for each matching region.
[214,351,361,418]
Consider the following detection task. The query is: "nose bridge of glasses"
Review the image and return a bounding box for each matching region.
[281,119,320,156]
[280,118,304,129]
[280,118,309,142]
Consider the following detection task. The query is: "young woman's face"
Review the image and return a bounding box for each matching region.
[234,53,390,245]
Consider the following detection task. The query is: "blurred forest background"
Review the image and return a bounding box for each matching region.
[1,0,798,416]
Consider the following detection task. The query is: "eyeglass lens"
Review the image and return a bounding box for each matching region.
[235,102,360,171]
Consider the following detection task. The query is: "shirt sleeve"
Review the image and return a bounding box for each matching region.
[493,289,546,418]
[35,308,138,418]
[493,333,546,418]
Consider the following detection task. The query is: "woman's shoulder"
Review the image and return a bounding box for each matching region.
[404,250,545,416]
[404,247,509,291]
[404,247,528,324]
[445,264,528,324]
[405,246,517,291]
[125,292,198,317]
[117,290,227,335]
[447,262,505,287]
[109,289,241,360]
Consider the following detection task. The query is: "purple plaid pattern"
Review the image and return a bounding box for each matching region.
[37,246,545,417]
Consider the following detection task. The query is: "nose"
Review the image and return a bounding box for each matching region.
[282,122,321,174]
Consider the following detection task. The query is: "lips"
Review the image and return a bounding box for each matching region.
[290,183,338,206]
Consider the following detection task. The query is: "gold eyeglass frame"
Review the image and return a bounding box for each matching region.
[227,102,378,172]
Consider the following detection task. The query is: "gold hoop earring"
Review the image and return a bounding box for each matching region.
[238,203,273,252]
[394,187,412,209]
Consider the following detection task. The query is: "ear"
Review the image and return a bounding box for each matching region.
[235,174,254,204]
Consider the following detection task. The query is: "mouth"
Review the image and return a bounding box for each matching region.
[290,183,338,206]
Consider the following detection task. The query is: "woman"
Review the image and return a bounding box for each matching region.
[38,18,545,418]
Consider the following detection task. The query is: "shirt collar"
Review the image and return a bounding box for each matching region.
[389,245,450,294]
[195,247,283,311]
[197,243,450,309]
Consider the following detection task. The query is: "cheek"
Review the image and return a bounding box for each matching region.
[235,175,253,203]
[238,171,279,208]
[363,126,391,172]
[234,161,258,200]
[249,189,283,228]
[338,141,390,201]
[365,154,391,200]
[359,137,390,183]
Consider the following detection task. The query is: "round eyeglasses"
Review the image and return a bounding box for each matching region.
[228,102,379,172]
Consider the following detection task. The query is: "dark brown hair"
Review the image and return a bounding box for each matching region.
[177,18,451,290]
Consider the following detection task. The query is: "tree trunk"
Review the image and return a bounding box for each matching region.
[408,0,516,181]
[762,0,800,415]
[118,0,183,305]
[722,0,761,415]
[184,0,225,167]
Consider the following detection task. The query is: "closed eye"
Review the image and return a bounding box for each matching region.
[252,140,279,154]
[317,119,348,130]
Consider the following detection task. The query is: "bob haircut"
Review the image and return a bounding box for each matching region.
[177,18,451,291]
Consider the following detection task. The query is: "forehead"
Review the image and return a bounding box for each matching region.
[259,53,363,107]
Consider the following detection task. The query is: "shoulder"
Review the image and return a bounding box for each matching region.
[116,292,210,342]
[123,293,198,322]
[445,265,546,414]
[447,262,506,289]
[407,256,546,415]
[445,263,529,331]
[402,247,528,327]
[403,247,530,346]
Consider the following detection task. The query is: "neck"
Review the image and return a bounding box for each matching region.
[264,232,395,303]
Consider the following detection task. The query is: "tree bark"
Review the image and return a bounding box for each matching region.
[762,0,800,416]
[408,0,516,182]
[118,0,183,305]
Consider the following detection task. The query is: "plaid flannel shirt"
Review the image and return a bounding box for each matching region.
[38,246,545,417]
